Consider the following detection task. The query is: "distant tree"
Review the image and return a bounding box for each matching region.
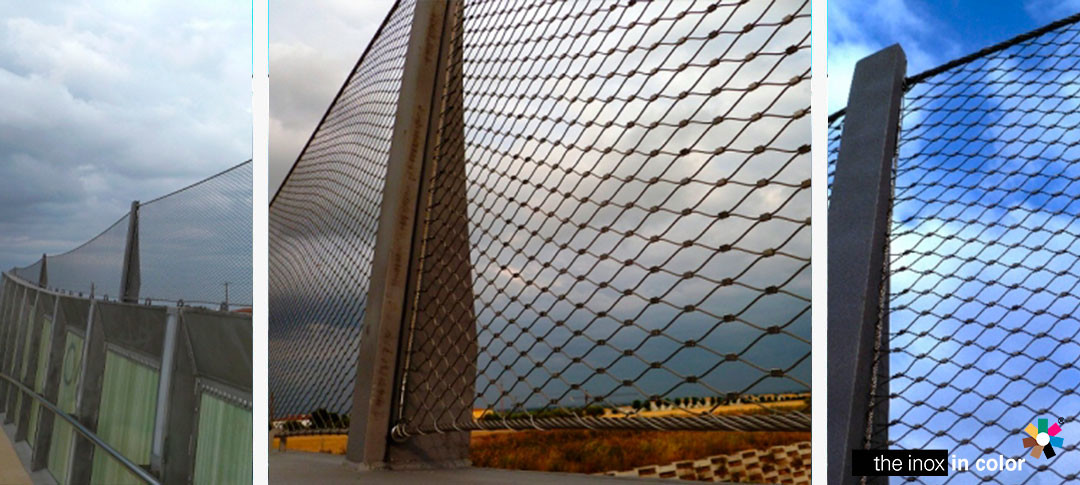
[632,400,642,410]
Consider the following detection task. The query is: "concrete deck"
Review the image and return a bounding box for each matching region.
[0,414,39,485]
[269,450,691,484]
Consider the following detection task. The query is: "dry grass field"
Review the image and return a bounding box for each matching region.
[469,429,811,474]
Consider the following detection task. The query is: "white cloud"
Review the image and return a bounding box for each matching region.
[1023,0,1080,23]
[826,42,873,112]
[827,0,962,113]
[0,1,250,271]
[269,0,393,194]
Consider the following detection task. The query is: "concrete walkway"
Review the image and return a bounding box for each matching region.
[269,450,686,484]
[0,416,32,485]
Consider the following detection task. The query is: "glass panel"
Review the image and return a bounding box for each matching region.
[193,393,252,484]
[27,314,52,447]
[16,299,37,429]
[90,350,158,485]
[47,330,84,485]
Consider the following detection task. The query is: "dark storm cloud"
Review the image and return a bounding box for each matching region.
[0,0,250,272]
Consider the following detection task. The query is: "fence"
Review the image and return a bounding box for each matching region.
[829,14,1080,485]
[11,161,253,309]
[0,162,253,484]
[269,0,810,469]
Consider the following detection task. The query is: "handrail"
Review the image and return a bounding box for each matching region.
[0,373,160,485]
[3,271,83,300]
[3,271,246,314]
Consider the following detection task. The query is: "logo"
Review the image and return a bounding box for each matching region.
[1022,418,1063,459]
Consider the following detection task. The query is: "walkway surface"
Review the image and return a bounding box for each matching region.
[269,450,686,484]
[0,416,32,485]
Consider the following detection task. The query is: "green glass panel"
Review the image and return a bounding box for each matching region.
[47,331,84,485]
[16,301,36,424]
[90,350,159,485]
[27,315,52,447]
[193,393,252,485]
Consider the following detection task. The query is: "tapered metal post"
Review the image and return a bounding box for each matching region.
[38,254,47,289]
[345,0,469,469]
[151,308,179,474]
[120,200,141,303]
[828,44,906,484]
[384,0,474,466]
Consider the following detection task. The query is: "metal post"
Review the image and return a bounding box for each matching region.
[828,44,906,484]
[161,306,251,485]
[385,0,474,467]
[120,200,141,304]
[161,307,196,485]
[345,0,463,468]
[38,254,47,289]
[151,307,179,474]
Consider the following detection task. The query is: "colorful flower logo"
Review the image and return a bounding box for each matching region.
[1022,418,1063,459]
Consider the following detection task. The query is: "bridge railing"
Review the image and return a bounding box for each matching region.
[1,162,253,484]
[270,0,811,469]
[12,160,252,309]
[0,272,252,484]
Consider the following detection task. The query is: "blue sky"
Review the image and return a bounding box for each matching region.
[830,2,1080,483]
[828,0,1080,112]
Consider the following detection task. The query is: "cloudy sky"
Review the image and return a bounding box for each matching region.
[0,0,250,273]
[269,0,392,195]
[830,2,1080,480]
[269,0,811,418]
[828,0,1080,112]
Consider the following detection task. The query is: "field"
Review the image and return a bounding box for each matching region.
[273,429,811,475]
[470,429,810,474]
